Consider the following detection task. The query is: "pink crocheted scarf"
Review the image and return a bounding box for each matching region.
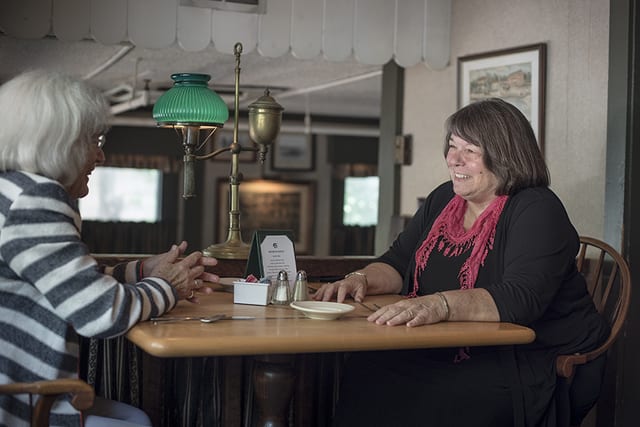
[409,194,508,297]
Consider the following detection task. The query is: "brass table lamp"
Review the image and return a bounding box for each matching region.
[153,43,284,259]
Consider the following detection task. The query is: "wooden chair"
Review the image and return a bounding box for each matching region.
[0,378,95,427]
[556,236,632,426]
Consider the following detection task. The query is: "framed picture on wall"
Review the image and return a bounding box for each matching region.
[217,179,315,254]
[212,130,257,162]
[458,43,547,151]
[271,133,315,171]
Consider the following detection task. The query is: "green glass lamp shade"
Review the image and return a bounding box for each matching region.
[153,73,229,127]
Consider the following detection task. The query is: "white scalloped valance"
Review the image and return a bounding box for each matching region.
[0,0,451,69]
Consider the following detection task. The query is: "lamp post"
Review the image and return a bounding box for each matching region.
[153,43,284,259]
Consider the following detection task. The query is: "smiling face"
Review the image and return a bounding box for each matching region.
[446,134,499,207]
[66,140,105,199]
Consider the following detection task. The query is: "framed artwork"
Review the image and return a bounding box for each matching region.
[212,130,257,162]
[458,43,546,150]
[217,179,315,254]
[271,133,315,171]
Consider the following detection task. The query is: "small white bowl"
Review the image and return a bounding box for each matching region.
[290,301,355,320]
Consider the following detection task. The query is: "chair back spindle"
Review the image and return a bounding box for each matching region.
[555,236,632,427]
[572,236,631,358]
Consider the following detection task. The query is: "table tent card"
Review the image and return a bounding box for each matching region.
[244,230,297,285]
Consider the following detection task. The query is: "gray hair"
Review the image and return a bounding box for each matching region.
[0,69,110,187]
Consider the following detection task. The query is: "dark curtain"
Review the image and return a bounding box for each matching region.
[79,336,142,406]
[81,220,176,255]
[330,226,376,255]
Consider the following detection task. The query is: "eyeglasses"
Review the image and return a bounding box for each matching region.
[96,134,106,148]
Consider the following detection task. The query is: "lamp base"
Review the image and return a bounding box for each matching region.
[203,240,250,260]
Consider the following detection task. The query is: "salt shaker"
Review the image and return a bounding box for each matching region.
[292,270,309,302]
[271,270,291,305]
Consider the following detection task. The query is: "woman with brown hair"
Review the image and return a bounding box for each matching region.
[315,98,609,426]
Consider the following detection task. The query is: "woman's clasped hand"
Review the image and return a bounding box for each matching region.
[140,240,218,302]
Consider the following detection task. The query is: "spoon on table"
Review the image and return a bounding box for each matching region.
[150,314,255,324]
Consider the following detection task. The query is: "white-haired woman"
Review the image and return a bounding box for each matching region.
[0,70,218,427]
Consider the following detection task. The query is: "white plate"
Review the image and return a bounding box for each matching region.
[290,301,355,320]
[218,277,243,293]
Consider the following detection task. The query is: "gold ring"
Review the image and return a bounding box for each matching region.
[188,290,195,299]
[194,279,201,289]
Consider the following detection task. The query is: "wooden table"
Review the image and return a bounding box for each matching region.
[127,284,535,426]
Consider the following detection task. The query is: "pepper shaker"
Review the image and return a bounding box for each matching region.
[292,270,309,302]
[271,270,291,305]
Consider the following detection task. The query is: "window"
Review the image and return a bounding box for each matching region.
[79,167,162,222]
[343,176,379,226]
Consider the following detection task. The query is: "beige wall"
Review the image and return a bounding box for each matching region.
[402,0,610,239]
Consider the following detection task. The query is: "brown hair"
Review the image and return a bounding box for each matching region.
[444,98,549,195]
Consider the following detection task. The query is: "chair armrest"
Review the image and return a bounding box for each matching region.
[0,379,94,410]
[556,353,588,378]
[556,334,614,379]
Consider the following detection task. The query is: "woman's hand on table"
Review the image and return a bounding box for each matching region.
[313,275,368,303]
[367,295,448,327]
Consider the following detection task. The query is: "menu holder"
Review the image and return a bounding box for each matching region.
[244,230,298,284]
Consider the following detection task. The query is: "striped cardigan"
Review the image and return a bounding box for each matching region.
[0,171,177,427]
